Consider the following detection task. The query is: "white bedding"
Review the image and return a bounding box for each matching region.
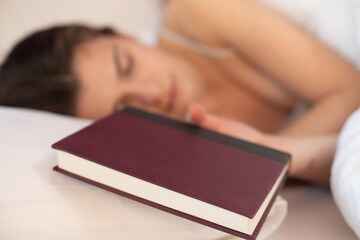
[332,108,360,239]
[0,106,289,240]
[0,107,224,240]
[0,0,359,238]
[0,106,356,239]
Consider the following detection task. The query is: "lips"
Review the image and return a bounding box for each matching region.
[165,75,177,112]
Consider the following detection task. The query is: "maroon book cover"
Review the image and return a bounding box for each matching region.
[52,107,290,239]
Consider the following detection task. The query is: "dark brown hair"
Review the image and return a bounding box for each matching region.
[0,24,116,115]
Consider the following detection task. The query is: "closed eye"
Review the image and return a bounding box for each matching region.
[113,45,133,77]
[113,45,122,76]
[124,54,133,75]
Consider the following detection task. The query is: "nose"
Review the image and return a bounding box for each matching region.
[126,79,162,106]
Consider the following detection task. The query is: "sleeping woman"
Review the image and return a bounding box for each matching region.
[1,0,360,186]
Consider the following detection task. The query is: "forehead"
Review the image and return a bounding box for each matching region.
[72,37,121,119]
[74,36,116,62]
[74,35,134,57]
[73,37,117,90]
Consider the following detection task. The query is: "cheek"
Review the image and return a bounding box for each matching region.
[76,87,116,119]
[75,69,122,119]
[135,48,173,74]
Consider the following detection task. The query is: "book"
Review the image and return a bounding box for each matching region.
[52,107,291,239]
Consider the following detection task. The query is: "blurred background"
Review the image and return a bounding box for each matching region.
[1,0,359,68]
[0,0,163,63]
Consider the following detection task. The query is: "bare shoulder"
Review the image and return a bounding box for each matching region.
[162,0,267,44]
[162,0,207,26]
[162,0,229,43]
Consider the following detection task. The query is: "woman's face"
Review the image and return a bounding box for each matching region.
[72,35,201,120]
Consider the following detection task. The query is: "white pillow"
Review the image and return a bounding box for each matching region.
[0,106,287,240]
[331,108,360,239]
[257,0,360,70]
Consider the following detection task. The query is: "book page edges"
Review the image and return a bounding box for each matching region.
[57,150,286,235]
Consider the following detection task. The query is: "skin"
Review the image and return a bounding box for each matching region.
[73,36,204,120]
[188,102,336,186]
[72,0,360,186]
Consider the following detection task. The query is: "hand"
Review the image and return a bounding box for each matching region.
[186,102,335,186]
[186,102,261,143]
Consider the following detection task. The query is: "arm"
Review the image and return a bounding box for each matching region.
[188,103,335,186]
[175,0,360,136]
[259,133,336,187]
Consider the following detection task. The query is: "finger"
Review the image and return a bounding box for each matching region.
[187,102,221,131]
[187,102,205,123]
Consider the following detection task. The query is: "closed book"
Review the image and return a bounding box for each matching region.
[52,107,291,239]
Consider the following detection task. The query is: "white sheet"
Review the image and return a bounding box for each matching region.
[332,108,360,239]
[0,107,356,239]
[0,107,288,240]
